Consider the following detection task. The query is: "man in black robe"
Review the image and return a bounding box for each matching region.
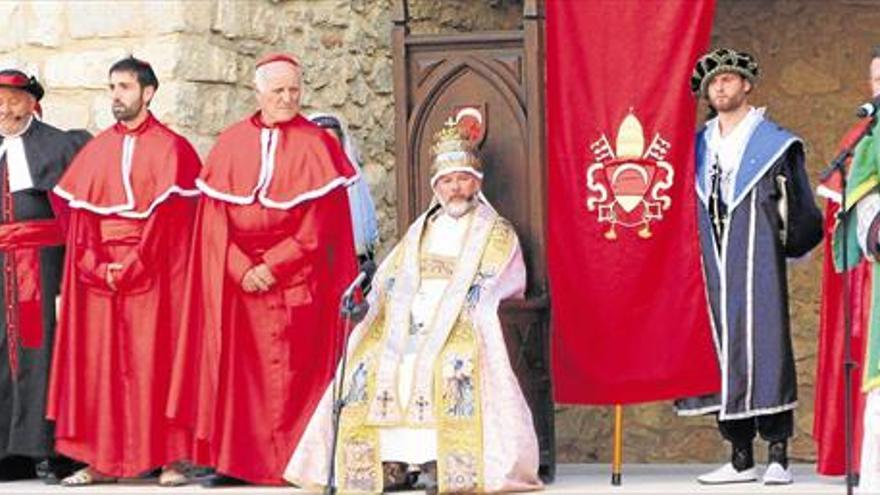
[676,49,823,486]
[0,69,89,482]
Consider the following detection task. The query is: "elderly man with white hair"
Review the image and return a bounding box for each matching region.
[284,115,542,494]
[166,53,359,487]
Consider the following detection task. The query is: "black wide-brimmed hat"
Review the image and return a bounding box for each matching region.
[0,69,44,101]
[691,48,759,97]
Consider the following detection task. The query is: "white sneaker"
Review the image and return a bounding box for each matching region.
[697,463,758,484]
[763,462,793,485]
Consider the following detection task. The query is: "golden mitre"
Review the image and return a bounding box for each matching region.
[430,118,483,185]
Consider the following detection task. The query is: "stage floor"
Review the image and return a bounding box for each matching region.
[0,464,849,494]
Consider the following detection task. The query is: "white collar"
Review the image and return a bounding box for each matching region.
[708,106,764,141]
[0,117,36,192]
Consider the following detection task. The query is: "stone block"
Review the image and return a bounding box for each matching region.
[133,40,181,81]
[148,81,190,127]
[213,0,278,42]
[212,0,248,40]
[90,93,115,131]
[143,0,213,35]
[187,133,216,161]
[229,87,256,123]
[24,2,65,48]
[368,59,393,95]
[343,25,378,55]
[347,77,370,106]
[68,1,143,39]
[0,3,23,51]
[178,85,252,135]
[178,43,242,84]
[192,86,234,135]
[45,48,129,89]
[300,89,317,110]
[320,32,344,50]
[41,95,91,130]
[137,38,244,86]
[0,58,38,80]
[375,208,395,254]
[361,162,386,204]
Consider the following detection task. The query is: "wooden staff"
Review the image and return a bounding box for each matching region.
[612,404,623,485]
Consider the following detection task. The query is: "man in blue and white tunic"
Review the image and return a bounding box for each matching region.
[676,48,823,486]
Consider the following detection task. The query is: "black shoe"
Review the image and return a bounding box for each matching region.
[731,443,755,472]
[201,473,248,488]
[768,440,789,468]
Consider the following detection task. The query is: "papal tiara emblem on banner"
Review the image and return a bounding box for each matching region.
[585,112,674,240]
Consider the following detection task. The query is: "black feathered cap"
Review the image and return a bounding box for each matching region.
[691,48,759,96]
[0,69,44,101]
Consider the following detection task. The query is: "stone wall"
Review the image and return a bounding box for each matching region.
[408,0,523,33]
[0,0,873,467]
[0,0,400,248]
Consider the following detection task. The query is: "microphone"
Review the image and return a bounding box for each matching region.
[856,96,880,118]
[818,110,878,182]
[342,273,367,300]
[341,260,377,301]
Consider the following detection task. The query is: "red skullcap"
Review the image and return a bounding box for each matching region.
[255,53,300,69]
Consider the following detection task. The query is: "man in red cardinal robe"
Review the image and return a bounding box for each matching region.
[166,53,358,487]
[46,57,201,487]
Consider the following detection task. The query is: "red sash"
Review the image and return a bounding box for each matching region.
[0,201,64,375]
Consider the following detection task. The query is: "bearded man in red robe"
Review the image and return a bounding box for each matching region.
[46,57,201,487]
[166,53,358,487]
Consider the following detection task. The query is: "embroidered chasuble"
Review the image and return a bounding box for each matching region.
[379,210,471,463]
[284,201,542,493]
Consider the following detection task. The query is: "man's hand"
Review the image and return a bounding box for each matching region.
[105,263,123,291]
[241,263,277,293]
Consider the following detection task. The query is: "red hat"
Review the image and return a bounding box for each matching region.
[0,69,44,101]
[255,52,300,69]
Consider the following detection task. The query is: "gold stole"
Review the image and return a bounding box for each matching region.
[335,211,515,493]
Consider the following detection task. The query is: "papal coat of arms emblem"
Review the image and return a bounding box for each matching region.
[585,112,674,240]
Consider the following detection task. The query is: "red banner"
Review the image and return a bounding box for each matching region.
[547,0,720,404]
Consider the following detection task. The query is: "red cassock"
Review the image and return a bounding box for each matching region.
[813,118,873,476]
[166,113,358,485]
[46,114,201,477]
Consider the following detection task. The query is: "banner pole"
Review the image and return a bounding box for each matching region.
[611,404,623,485]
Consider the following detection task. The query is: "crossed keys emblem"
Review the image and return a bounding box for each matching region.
[585,112,674,240]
